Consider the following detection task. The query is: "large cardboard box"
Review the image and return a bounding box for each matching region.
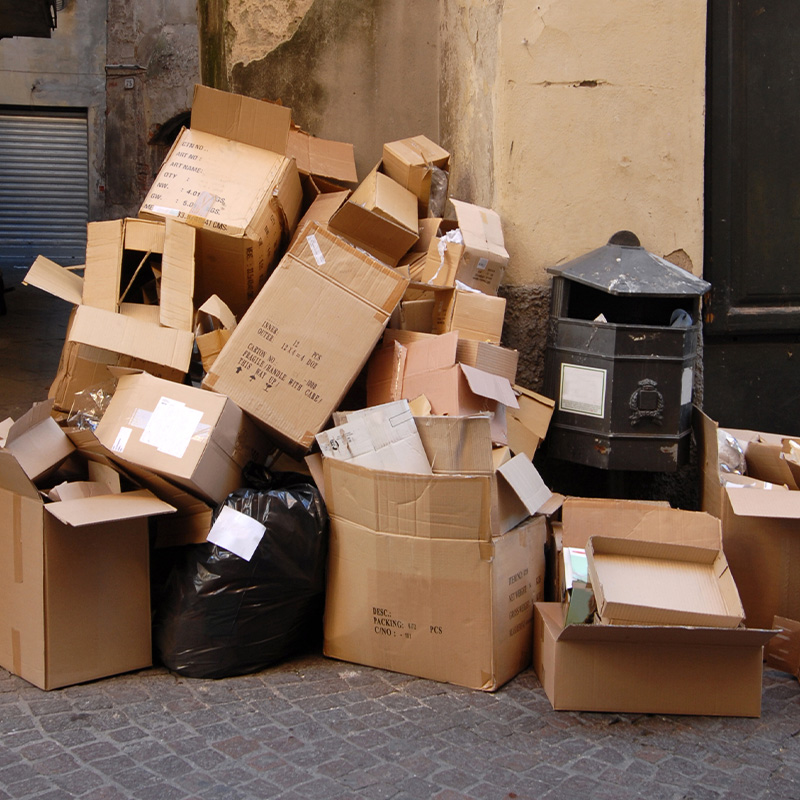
[533,602,775,717]
[0,450,174,690]
[203,222,409,455]
[695,407,800,628]
[140,85,303,316]
[24,256,195,411]
[323,456,548,691]
[94,371,272,504]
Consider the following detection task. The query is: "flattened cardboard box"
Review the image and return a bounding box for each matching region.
[94,371,272,504]
[203,222,409,455]
[140,84,303,316]
[324,512,547,691]
[695,406,800,628]
[533,602,775,717]
[0,449,174,690]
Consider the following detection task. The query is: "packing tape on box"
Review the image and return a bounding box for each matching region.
[13,493,23,584]
[12,629,21,677]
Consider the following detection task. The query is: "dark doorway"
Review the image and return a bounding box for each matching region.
[704,0,800,432]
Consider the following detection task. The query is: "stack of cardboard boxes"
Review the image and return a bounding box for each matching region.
[0,85,784,713]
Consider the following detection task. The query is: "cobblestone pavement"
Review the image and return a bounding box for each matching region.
[3,272,800,799]
[1,655,800,800]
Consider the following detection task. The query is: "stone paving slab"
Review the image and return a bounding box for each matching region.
[1,654,799,800]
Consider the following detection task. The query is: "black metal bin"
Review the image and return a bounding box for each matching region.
[543,231,710,472]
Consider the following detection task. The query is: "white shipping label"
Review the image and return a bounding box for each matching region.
[681,367,694,405]
[207,505,266,561]
[140,397,204,459]
[306,234,326,266]
[111,426,133,454]
[476,257,489,271]
[559,364,607,418]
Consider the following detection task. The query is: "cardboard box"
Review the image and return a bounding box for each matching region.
[323,494,547,691]
[0,449,175,689]
[194,295,237,373]
[140,84,303,316]
[82,217,196,332]
[94,370,272,504]
[506,386,554,461]
[419,199,509,294]
[696,407,800,628]
[432,288,506,343]
[533,602,776,717]
[456,340,519,384]
[328,166,419,266]
[203,222,408,456]
[586,535,745,628]
[286,127,357,184]
[24,256,195,411]
[67,426,214,548]
[381,135,450,216]
[0,400,75,481]
[367,330,519,445]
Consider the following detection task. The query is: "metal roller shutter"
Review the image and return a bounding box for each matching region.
[0,108,88,268]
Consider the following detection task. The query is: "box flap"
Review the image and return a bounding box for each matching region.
[24,255,84,306]
[287,128,357,183]
[725,485,800,519]
[159,219,196,332]
[402,330,458,378]
[0,449,40,501]
[196,294,237,332]
[414,415,495,475]
[68,305,194,372]
[561,496,710,548]
[190,84,290,155]
[459,364,519,408]
[496,454,553,518]
[45,488,176,527]
[82,219,124,311]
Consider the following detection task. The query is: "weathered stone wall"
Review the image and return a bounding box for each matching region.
[0,0,200,221]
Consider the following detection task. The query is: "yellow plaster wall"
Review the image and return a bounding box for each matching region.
[493,0,707,285]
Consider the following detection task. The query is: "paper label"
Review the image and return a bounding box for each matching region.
[559,364,607,418]
[476,257,489,271]
[681,366,694,405]
[207,505,266,561]
[111,426,132,454]
[307,234,326,266]
[140,397,204,459]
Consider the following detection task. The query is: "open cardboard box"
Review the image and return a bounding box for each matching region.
[320,445,548,691]
[533,602,776,717]
[24,255,194,412]
[328,164,420,266]
[695,406,800,628]
[140,84,303,316]
[0,448,175,690]
[203,221,408,456]
[419,199,509,295]
[586,535,744,628]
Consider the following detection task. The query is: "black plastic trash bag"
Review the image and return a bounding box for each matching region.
[153,464,329,679]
